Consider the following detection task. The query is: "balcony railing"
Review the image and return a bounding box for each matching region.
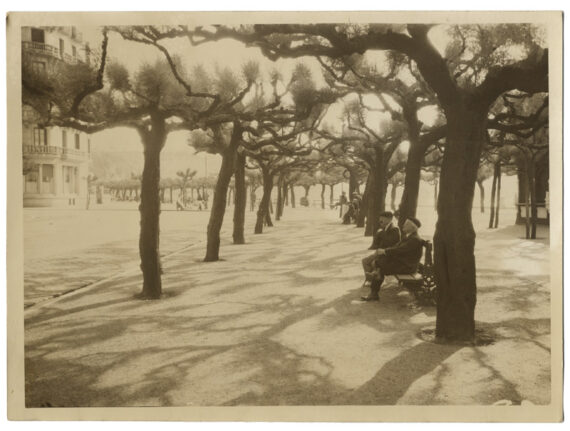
[24,145,62,156]
[22,41,82,65]
[24,145,89,159]
[63,147,89,158]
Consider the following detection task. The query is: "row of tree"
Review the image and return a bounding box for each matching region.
[22,23,549,342]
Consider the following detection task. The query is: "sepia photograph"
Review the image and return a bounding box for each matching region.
[6,10,563,422]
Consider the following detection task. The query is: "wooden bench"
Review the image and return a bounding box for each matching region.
[394,240,437,305]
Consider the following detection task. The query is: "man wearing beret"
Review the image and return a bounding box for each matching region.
[361,211,401,288]
[361,216,424,301]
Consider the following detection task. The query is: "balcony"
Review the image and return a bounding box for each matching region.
[63,147,90,160]
[23,145,89,160]
[24,145,62,156]
[22,41,83,65]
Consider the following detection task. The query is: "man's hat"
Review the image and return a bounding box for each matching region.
[407,217,422,229]
[379,211,393,218]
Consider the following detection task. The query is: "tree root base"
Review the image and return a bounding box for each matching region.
[418,326,496,346]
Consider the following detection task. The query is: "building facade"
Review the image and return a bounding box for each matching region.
[22,26,92,207]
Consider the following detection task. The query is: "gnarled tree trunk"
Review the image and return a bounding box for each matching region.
[398,139,425,227]
[494,163,501,228]
[364,150,387,237]
[434,107,486,342]
[528,156,538,239]
[255,168,273,234]
[138,113,167,299]
[348,168,359,199]
[290,185,296,208]
[488,162,499,228]
[233,151,246,244]
[204,125,241,262]
[283,181,289,206]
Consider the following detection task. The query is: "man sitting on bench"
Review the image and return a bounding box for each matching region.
[361,216,423,302]
[361,211,401,290]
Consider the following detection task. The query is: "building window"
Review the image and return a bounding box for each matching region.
[72,45,77,59]
[62,130,67,148]
[31,28,45,43]
[74,134,80,150]
[31,61,46,74]
[41,164,55,194]
[33,127,47,146]
[42,164,53,182]
[25,164,39,194]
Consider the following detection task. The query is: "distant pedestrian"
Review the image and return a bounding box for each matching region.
[176,195,185,211]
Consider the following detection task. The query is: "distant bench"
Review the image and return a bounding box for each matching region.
[394,240,437,305]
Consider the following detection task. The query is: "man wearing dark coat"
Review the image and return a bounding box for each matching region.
[361,217,424,301]
[361,211,401,285]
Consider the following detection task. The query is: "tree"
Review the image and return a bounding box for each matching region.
[317,53,446,226]
[319,99,405,235]
[476,163,494,213]
[176,168,198,203]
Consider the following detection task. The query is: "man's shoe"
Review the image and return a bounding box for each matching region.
[360,296,379,302]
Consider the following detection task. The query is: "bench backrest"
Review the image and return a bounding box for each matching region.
[421,240,433,266]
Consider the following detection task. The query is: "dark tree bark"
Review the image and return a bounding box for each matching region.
[204,124,241,262]
[265,210,273,226]
[397,102,425,225]
[250,185,257,212]
[276,175,283,221]
[233,151,246,244]
[290,185,296,208]
[365,150,387,236]
[477,180,485,213]
[348,168,359,199]
[283,182,289,206]
[138,112,167,299]
[329,184,334,207]
[494,164,502,228]
[488,163,498,228]
[528,156,538,239]
[255,167,273,234]
[434,107,486,341]
[320,184,326,209]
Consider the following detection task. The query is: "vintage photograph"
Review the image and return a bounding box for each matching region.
[6,11,563,421]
